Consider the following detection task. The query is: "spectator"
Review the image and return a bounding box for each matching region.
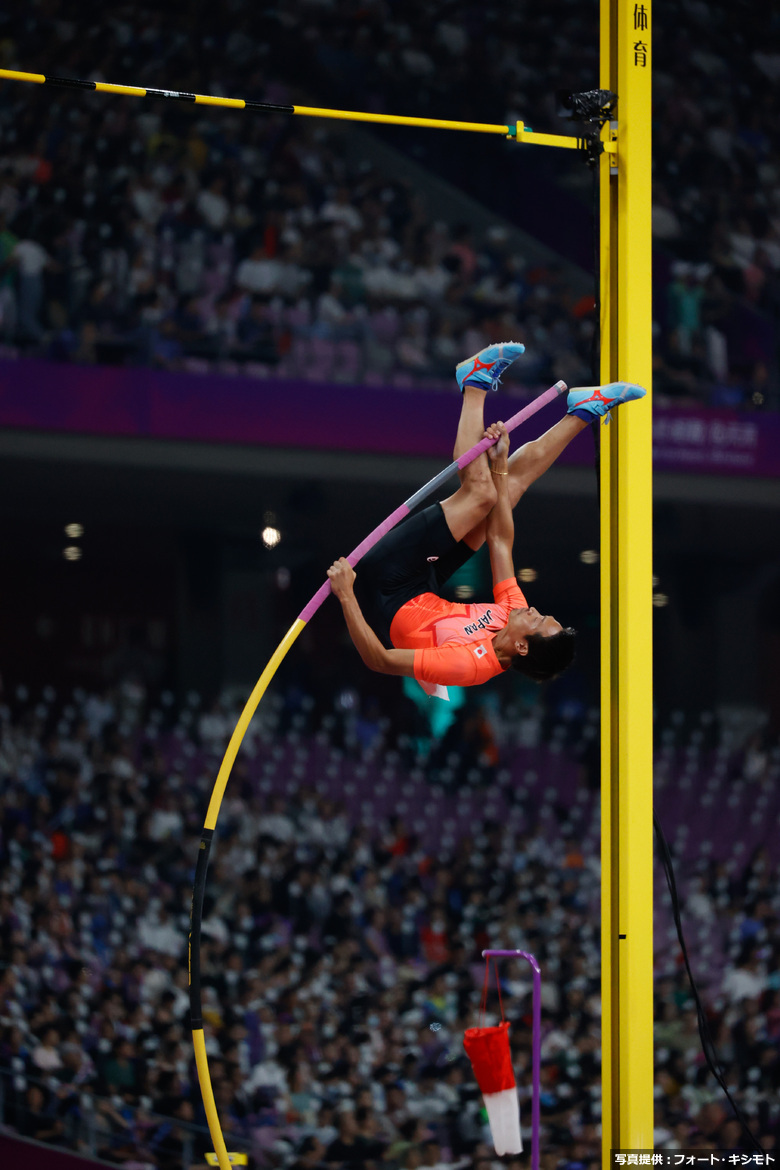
[11,235,51,341]
[722,948,767,1004]
[31,1027,63,1073]
[197,176,231,233]
[236,244,284,297]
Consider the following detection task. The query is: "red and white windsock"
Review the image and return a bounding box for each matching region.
[463,1021,522,1156]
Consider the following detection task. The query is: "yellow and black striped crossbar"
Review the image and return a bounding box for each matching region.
[0,67,590,148]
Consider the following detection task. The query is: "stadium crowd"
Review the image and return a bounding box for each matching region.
[0,1,777,406]
[1,681,779,1168]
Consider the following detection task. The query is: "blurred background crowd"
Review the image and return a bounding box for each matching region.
[0,0,778,407]
[1,681,779,1168]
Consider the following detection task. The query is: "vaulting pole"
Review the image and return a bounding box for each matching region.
[188,381,567,1170]
[599,0,654,1162]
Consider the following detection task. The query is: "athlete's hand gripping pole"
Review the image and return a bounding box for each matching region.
[189,379,567,1170]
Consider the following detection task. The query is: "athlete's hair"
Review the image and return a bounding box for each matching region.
[511,627,577,682]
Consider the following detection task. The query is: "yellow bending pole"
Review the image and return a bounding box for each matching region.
[191,617,306,1170]
[193,1029,232,1170]
[600,0,654,1163]
[204,618,306,830]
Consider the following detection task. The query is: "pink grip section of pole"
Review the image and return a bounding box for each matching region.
[297,502,411,622]
[456,380,567,470]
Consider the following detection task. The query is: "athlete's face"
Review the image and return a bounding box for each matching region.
[507,606,563,653]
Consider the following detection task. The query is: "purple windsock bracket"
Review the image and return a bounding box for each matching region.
[482,949,542,1170]
[297,380,567,624]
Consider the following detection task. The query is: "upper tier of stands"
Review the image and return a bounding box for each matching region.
[0,2,778,409]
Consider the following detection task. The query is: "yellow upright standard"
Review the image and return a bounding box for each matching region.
[599,0,654,1162]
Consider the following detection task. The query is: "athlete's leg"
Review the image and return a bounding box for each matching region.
[440,341,532,542]
[439,384,497,543]
[461,414,587,550]
[465,382,644,546]
[508,414,588,497]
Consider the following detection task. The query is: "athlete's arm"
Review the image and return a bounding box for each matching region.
[327,559,416,677]
[485,423,515,587]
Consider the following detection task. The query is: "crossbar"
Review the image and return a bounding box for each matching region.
[0,68,585,148]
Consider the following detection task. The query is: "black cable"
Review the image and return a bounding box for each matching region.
[653,808,765,1154]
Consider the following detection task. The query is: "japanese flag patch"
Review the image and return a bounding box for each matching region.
[474,644,487,658]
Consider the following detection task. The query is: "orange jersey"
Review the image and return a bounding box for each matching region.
[390,577,528,689]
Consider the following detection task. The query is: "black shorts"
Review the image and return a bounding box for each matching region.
[354,503,476,647]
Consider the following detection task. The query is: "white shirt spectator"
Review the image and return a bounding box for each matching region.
[83,693,116,738]
[260,808,295,842]
[201,913,230,946]
[686,877,715,921]
[406,1081,450,1120]
[360,233,400,266]
[140,965,172,1003]
[415,263,451,300]
[652,202,681,241]
[137,909,182,957]
[541,1024,574,1059]
[276,259,308,298]
[148,806,184,842]
[0,180,20,222]
[722,962,766,1003]
[130,178,163,227]
[316,289,350,328]
[32,1037,63,1072]
[397,328,428,370]
[707,123,736,163]
[363,264,418,300]
[320,191,363,234]
[197,185,231,231]
[729,228,756,269]
[13,240,49,277]
[221,840,256,880]
[198,707,229,749]
[246,1058,288,1094]
[236,251,283,295]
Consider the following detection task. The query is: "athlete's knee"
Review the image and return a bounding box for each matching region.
[467,472,497,514]
[512,439,536,467]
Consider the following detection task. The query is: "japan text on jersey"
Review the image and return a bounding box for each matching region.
[463,609,494,637]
